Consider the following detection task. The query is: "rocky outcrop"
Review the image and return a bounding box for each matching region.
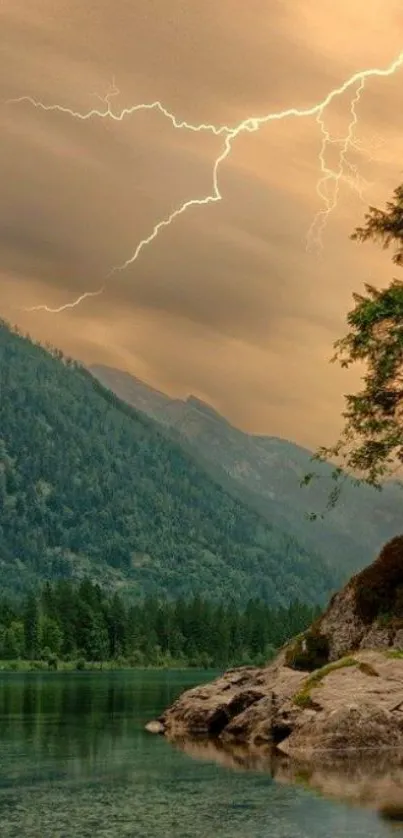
[155,650,403,756]
[149,536,403,757]
[315,535,403,661]
[157,666,271,739]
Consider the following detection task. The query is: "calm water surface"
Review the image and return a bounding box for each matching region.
[0,670,399,837]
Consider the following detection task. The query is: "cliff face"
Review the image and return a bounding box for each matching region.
[301,534,403,664]
[150,537,403,757]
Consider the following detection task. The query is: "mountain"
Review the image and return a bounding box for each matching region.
[90,364,403,577]
[0,321,337,604]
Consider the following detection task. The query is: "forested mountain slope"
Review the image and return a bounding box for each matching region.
[0,322,336,604]
[90,364,403,577]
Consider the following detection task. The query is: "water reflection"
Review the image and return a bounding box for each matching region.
[0,672,400,838]
[171,736,403,822]
[0,670,200,784]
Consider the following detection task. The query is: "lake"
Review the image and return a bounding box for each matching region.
[0,669,399,837]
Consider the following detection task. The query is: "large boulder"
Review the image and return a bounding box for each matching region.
[159,667,267,738]
[278,702,403,756]
[153,650,403,756]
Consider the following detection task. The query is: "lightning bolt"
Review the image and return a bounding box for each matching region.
[107,130,240,276]
[7,83,232,136]
[7,50,403,313]
[306,77,367,254]
[22,287,104,313]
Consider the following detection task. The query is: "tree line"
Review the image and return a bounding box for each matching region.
[0,579,320,668]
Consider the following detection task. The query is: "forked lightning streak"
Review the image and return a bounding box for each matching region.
[7,50,403,313]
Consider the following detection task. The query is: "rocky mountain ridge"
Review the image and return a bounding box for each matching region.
[90,363,403,579]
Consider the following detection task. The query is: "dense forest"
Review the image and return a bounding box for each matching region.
[92,365,403,580]
[0,578,320,668]
[0,321,337,605]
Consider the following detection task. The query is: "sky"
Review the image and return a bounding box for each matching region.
[1,0,403,450]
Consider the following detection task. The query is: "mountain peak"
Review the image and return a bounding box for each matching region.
[185,395,229,425]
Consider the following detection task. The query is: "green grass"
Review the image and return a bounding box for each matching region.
[293,656,358,707]
[386,650,403,659]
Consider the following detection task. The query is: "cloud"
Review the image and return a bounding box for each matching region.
[1,0,402,448]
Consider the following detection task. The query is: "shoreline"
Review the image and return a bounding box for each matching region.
[0,659,224,674]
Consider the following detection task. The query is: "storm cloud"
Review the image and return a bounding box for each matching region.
[1,0,403,447]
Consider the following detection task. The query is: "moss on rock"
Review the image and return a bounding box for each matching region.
[285,630,330,672]
[293,657,358,707]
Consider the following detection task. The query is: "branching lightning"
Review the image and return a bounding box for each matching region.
[7,50,403,313]
[306,77,367,254]
[23,287,104,314]
[107,130,240,276]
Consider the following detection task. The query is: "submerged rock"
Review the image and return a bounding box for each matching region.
[145,720,165,734]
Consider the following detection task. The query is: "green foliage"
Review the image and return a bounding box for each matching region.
[23,593,40,660]
[0,321,335,605]
[351,184,403,266]
[0,579,318,668]
[94,365,403,582]
[302,182,403,508]
[285,629,330,672]
[2,621,24,660]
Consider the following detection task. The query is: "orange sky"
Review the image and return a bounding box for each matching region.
[1,0,403,449]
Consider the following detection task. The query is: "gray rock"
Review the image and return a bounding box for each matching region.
[159,650,403,756]
[145,720,165,734]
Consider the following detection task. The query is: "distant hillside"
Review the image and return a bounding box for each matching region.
[90,364,403,577]
[0,322,337,604]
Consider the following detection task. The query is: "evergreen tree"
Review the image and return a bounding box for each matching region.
[23,593,40,660]
[0,318,336,605]
[0,578,320,668]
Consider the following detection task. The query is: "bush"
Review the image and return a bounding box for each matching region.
[75,657,86,671]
